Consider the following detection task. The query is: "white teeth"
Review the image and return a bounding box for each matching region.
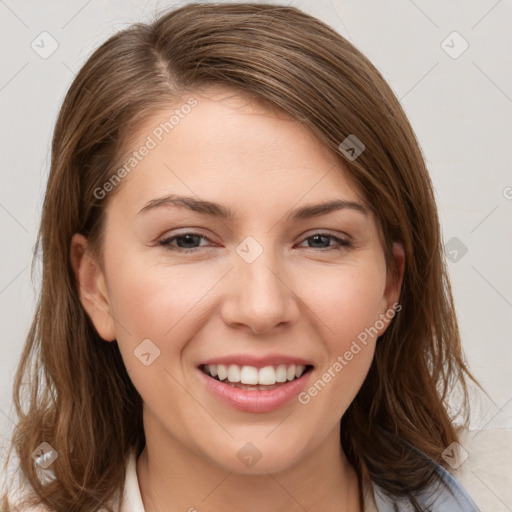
[227,364,241,383]
[217,364,227,381]
[204,363,308,385]
[240,366,259,385]
[276,364,287,382]
[258,366,276,385]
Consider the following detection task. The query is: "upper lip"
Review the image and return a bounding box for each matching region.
[199,354,314,368]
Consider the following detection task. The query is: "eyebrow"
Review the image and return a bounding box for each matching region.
[138,194,368,221]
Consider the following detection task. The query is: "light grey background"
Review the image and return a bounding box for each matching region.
[1,0,511,495]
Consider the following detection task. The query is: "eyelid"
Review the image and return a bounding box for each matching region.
[158,229,352,253]
[158,231,216,248]
[158,227,351,242]
[158,227,215,242]
[297,231,352,250]
[298,228,351,242]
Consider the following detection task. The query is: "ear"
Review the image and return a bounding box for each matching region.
[377,242,405,334]
[70,233,117,342]
[384,242,405,305]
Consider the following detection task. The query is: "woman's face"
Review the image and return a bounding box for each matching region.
[74,87,403,474]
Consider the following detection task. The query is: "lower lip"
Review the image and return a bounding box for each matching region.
[198,368,312,413]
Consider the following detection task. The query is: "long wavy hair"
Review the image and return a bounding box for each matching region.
[1,3,479,511]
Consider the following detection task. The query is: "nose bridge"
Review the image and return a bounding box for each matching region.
[222,235,297,333]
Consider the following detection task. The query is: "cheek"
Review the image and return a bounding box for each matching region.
[106,258,212,420]
[107,256,215,341]
[303,262,386,345]
[108,248,387,360]
[103,253,219,391]
[295,263,385,409]
[298,281,381,423]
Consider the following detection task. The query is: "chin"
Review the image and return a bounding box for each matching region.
[201,436,310,475]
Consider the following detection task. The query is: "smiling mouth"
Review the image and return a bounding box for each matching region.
[199,363,314,391]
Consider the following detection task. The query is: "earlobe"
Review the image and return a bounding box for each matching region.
[70,233,117,341]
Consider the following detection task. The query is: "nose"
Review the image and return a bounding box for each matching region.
[220,243,300,335]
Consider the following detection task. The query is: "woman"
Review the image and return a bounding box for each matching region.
[1,3,481,511]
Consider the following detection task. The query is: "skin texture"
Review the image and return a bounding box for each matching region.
[71,87,404,512]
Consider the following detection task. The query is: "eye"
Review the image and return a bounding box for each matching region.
[158,231,352,253]
[159,232,213,252]
[298,233,351,251]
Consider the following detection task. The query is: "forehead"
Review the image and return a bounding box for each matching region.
[110,87,367,214]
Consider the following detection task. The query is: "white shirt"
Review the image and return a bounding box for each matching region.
[121,451,145,512]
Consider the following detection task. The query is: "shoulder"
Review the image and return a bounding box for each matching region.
[365,428,511,511]
[1,485,50,512]
[369,470,479,512]
[1,477,54,512]
[1,448,142,512]
[0,455,48,512]
[453,428,512,511]
[0,456,123,512]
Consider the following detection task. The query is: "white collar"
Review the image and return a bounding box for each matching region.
[120,450,145,512]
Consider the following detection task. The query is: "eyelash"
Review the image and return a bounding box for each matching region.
[158,232,352,253]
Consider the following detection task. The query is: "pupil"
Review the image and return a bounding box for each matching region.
[310,234,329,248]
[178,234,199,248]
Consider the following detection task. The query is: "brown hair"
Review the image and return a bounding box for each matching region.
[2,2,479,510]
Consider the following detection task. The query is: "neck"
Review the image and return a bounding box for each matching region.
[136,415,362,512]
